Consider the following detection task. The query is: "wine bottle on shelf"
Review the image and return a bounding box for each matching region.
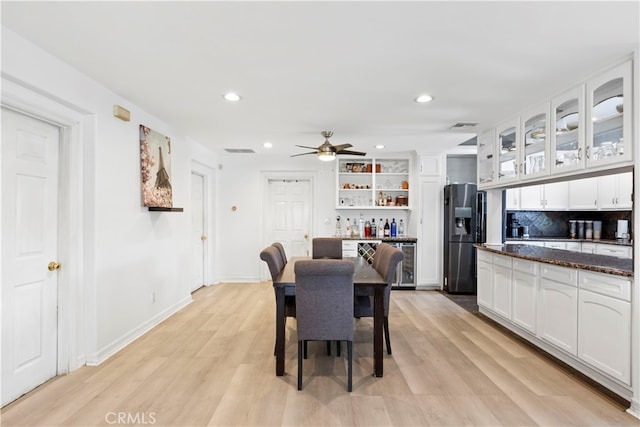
[345,218,351,236]
[364,218,371,237]
[370,218,377,237]
[378,218,384,237]
[398,219,405,237]
[384,219,390,237]
[390,218,397,237]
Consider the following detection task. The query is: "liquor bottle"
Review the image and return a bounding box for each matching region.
[364,218,371,237]
[390,218,397,237]
[345,218,351,236]
[379,218,384,237]
[352,218,359,237]
[358,214,365,237]
[384,219,390,237]
[398,219,405,237]
[370,218,377,237]
[335,215,342,237]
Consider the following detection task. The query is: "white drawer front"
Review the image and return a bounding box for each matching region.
[595,244,632,259]
[579,271,631,301]
[513,258,538,275]
[541,264,577,286]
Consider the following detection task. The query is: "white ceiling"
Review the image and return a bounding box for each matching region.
[2,1,639,158]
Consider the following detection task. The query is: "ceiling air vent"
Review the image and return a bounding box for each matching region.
[449,122,478,130]
[224,148,256,154]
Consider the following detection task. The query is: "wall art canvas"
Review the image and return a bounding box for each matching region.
[140,125,173,207]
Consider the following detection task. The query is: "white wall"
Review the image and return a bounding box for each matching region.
[1,28,220,365]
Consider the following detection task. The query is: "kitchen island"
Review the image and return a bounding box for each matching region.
[476,243,633,402]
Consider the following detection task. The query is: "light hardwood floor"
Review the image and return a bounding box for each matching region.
[2,283,637,426]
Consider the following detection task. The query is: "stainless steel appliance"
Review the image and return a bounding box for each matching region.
[354,240,416,289]
[443,183,485,294]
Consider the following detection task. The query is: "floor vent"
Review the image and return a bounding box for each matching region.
[224,148,256,154]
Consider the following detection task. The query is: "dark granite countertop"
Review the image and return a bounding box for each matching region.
[506,237,633,247]
[476,243,633,278]
[341,236,417,243]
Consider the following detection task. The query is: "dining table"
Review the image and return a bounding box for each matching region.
[272,256,388,377]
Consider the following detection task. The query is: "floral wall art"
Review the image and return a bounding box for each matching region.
[140,125,173,208]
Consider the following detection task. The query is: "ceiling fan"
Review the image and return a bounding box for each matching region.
[291,131,366,161]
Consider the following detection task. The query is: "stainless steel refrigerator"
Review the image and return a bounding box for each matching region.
[443,183,485,294]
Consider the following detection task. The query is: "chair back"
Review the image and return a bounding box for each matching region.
[312,237,343,259]
[260,246,285,281]
[295,259,355,342]
[271,242,287,264]
[372,243,389,270]
[374,244,404,316]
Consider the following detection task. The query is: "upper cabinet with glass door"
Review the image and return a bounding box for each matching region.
[497,118,520,184]
[520,103,550,180]
[551,85,585,174]
[477,129,496,188]
[585,61,632,168]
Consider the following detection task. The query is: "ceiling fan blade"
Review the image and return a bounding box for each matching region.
[336,150,367,156]
[332,143,353,151]
[295,145,320,150]
[290,151,318,157]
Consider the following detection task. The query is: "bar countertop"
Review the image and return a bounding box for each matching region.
[476,243,633,278]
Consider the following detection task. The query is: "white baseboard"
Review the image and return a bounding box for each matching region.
[85,295,192,366]
[627,398,640,419]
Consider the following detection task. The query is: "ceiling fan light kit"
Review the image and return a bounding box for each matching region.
[292,131,366,161]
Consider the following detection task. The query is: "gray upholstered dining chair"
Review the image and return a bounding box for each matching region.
[271,242,287,265]
[260,245,296,355]
[294,259,355,392]
[312,237,343,259]
[354,243,403,355]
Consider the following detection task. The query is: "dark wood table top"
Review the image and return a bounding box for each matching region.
[273,256,387,287]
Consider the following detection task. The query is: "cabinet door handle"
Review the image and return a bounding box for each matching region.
[578,147,582,160]
[586,146,590,159]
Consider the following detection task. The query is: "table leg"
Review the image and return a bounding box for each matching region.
[373,285,384,377]
[275,287,285,376]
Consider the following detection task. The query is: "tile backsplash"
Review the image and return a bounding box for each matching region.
[506,210,632,240]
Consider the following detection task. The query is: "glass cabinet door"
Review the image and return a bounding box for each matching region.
[586,61,632,167]
[521,103,550,180]
[477,129,495,187]
[497,119,519,184]
[551,85,585,173]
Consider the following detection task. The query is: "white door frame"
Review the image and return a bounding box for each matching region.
[260,171,316,281]
[191,160,216,286]
[1,75,92,374]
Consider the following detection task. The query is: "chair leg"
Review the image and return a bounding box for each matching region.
[347,341,353,392]
[298,340,303,390]
[384,316,392,355]
[326,340,331,356]
[304,340,308,359]
[336,341,341,357]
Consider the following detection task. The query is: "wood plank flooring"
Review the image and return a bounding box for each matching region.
[2,283,637,426]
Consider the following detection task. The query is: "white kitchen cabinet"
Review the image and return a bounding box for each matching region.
[520,102,550,180]
[595,243,632,259]
[497,118,520,185]
[512,259,537,333]
[597,171,633,210]
[568,177,598,210]
[581,242,597,254]
[492,255,512,319]
[519,182,568,210]
[585,61,633,168]
[476,251,493,309]
[477,129,496,188]
[336,157,410,210]
[566,241,581,252]
[578,270,631,384]
[551,85,585,174]
[538,265,578,355]
[505,188,520,210]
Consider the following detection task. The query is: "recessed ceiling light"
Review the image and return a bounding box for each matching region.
[223,92,241,102]
[375,144,385,149]
[415,94,433,103]
[263,141,273,148]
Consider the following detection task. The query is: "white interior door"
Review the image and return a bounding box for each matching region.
[266,179,311,259]
[1,108,60,406]
[191,172,205,291]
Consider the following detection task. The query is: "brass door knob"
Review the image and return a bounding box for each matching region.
[48,262,61,271]
[201,235,207,241]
